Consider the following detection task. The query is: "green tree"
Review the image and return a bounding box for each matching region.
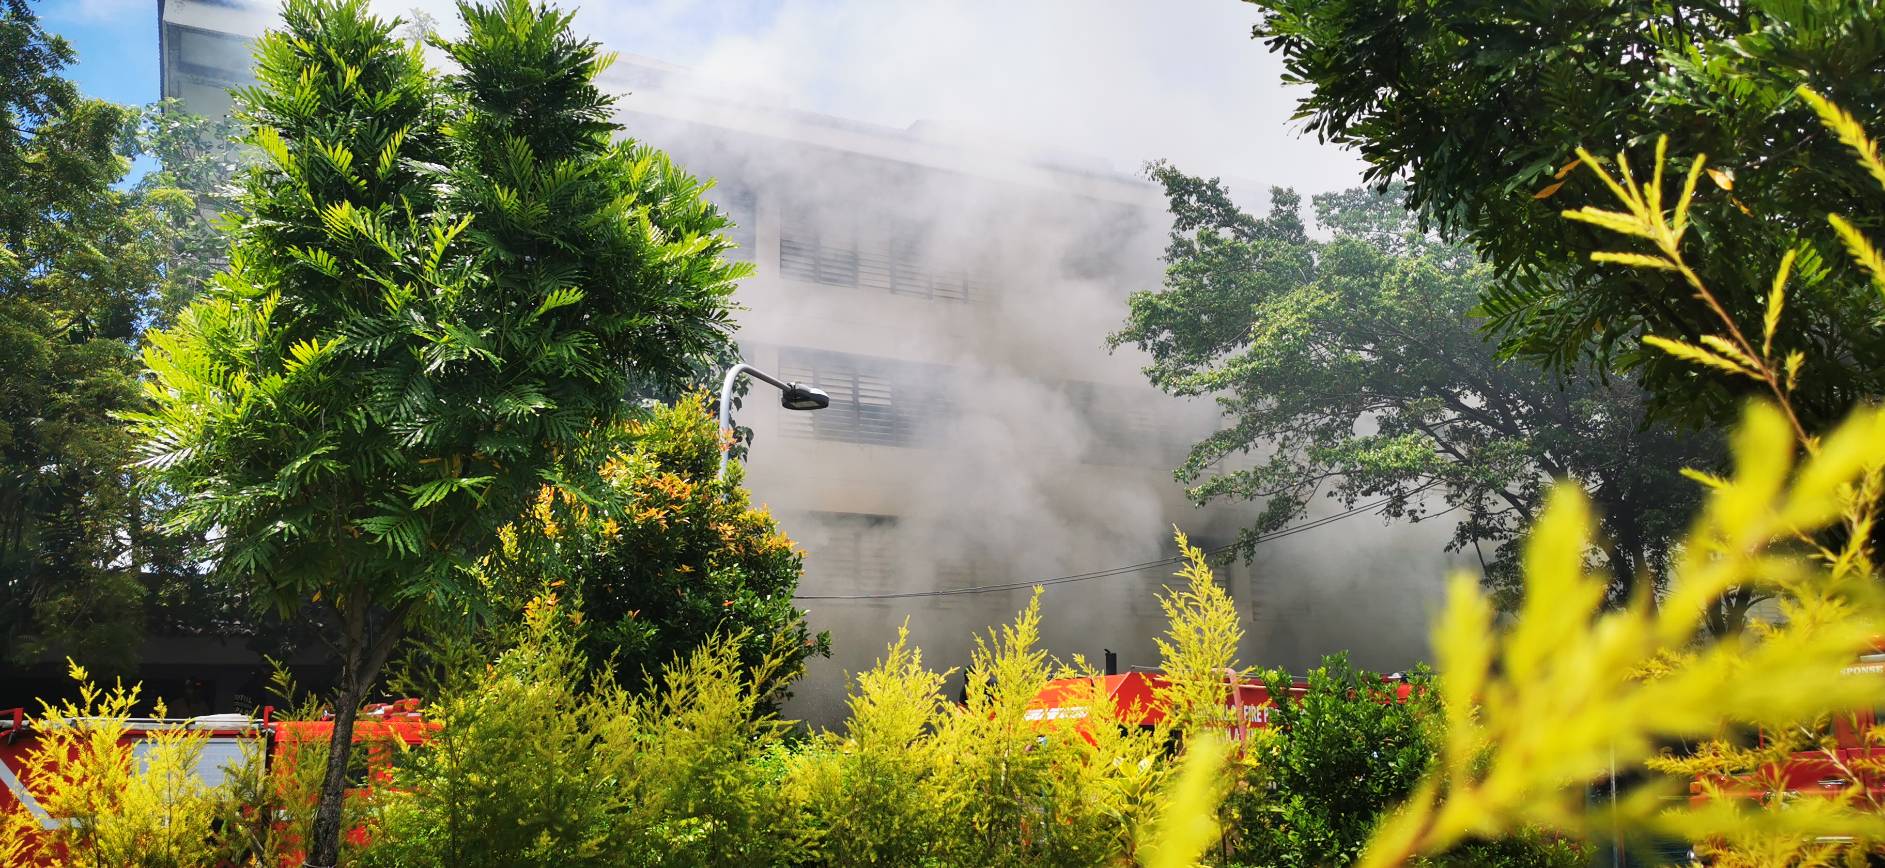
[135,100,249,325]
[1244,0,1885,433]
[1233,655,1435,867]
[1114,171,1714,612]
[485,393,828,700]
[0,0,186,672]
[127,0,746,861]
[1230,653,1583,868]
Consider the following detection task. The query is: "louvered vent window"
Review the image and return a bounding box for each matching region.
[804,512,899,594]
[778,203,980,302]
[932,559,979,590]
[776,349,947,447]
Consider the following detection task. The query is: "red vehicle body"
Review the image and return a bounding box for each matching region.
[0,700,435,865]
[1692,650,1885,808]
[1025,669,1416,743]
[1026,670,1301,741]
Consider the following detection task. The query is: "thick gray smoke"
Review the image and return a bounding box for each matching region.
[159,0,1472,725]
[590,52,1468,724]
[381,0,1370,197]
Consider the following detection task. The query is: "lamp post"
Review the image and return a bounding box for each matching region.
[717,362,830,481]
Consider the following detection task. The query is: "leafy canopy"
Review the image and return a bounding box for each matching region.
[1113,169,1711,608]
[0,0,234,672]
[129,0,747,617]
[126,0,749,859]
[1359,93,1885,867]
[1247,0,1885,431]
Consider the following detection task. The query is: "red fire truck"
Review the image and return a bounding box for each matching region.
[1026,670,1301,742]
[1025,665,1415,743]
[1691,648,1885,810]
[0,700,434,864]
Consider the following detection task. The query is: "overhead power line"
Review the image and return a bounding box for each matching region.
[792,483,1440,601]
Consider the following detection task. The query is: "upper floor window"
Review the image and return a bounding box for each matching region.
[799,511,899,595]
[778,202,982,302]
[776,348,949,448]
[1061,382,1196,465]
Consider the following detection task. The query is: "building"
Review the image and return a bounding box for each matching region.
[156,0,1465,725]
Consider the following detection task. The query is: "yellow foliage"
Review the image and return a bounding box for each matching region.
[1361,403,1885,866]
[1154,529,1249,740]
[1361,91,1885,867]
[780,534,1246,866]
[3,662,235,867]
[1140,734,1233,868]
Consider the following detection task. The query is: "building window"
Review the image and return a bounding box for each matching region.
[931,557,980,590]
[165,26,253,84]
[778,202,981,301]
[776,349,947,448]
[802,512,899,594]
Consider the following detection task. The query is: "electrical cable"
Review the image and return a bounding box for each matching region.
[792,481,1441,601]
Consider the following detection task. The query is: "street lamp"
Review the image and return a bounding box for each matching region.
[717,362,830,481]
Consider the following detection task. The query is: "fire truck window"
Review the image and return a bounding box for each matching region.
[129,737,247,789]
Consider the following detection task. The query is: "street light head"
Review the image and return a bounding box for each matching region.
[780,383,830,411]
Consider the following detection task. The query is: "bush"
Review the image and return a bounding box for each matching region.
[364,592,804,867]
[775,627,949,865]
[0,531,1605,868]
[368,532,1245,867]
[0,663,233,866]
[484,393,829,701]
[1229,655,1435,867]
[1228,654,1578,868]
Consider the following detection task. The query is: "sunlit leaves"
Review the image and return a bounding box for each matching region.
[1247,0,1885,433]
[1763,248,1796,358]
[1800,86,1885,190]
[405,475,493,509]
[1141,735,1232,868]
[1827,213,1885,302]
[1361,402,1885,867]
[3,666,229,864]
[128,0,749,621]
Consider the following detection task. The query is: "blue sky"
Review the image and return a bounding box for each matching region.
[37,0,162,181]
[38,0,159,106]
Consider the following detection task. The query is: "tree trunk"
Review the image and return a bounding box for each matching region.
[305,673,364,868]
[305,598,409,867]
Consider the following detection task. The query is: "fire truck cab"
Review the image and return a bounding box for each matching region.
[1694,650,1885,806]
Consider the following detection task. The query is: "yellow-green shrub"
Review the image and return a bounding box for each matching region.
[365,592,807,868]
[778,625,951,865]
[363,529,1248,868]
[2,663,232,867]
[1357,88,1885,866]
[362,594,636,867]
